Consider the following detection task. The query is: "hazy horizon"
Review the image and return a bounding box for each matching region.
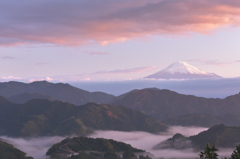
[69,78,240,98]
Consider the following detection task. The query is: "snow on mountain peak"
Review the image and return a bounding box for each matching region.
[145,61,222,79]
[163,61,208,75]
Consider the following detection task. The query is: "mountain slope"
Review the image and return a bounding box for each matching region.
[163,114,240,127]
[0,139,33,159]
[154,124,240,151]
[0,81,115,105]
[8,92,55,104]
[111,88,240,120]
[0,97,167,137]
[145,61,221,79]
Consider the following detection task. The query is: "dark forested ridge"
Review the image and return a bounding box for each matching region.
[0,81,115,105]
[46,136,152,159]
[111,88,240,120]
[154,124,240,151]
[0,97,167,137]
[0,139,33,159]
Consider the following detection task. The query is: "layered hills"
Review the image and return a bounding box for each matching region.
[0,81,115,105]
[154,124,240,151]
[2,81,240,127]
[111,88,240,121]
[0,97,167,137]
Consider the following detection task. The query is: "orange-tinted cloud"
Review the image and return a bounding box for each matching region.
[0,0,240,46]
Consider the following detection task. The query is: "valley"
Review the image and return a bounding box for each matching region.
[1,81,240,159]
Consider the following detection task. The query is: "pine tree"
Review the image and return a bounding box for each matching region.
[199,143,218,159]
[230,145,240,159]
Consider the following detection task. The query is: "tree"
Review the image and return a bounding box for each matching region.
[199,143,218,159]
[122,150,137,159]
[139,155,152,159]
[230,145,240,159]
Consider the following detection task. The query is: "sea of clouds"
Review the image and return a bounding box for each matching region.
[0,126,223,159]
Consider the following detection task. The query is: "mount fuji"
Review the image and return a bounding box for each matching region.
[145,61,222,80]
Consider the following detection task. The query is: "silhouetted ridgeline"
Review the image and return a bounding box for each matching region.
[0,81,115,105]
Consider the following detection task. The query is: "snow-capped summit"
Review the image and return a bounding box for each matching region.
[145,61,222,79]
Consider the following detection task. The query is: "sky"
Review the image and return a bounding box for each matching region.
[1,0,240,82]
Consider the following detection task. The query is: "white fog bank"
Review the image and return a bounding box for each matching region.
[89,126,208,159]
[0,136,66,159]
[0,126,232,159]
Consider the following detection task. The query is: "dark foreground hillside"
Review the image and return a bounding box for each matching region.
[0,139,33,159]
[46,136,153,159]
[154,124,240,151]
[0,97,167,137]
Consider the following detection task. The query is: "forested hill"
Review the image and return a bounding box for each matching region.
[0,97,167,137]
[46,136,151,159]
[0,139,33,159]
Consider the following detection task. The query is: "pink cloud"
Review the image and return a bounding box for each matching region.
[0,0,240,46]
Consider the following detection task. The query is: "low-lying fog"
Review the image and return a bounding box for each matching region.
[0,126,233,159]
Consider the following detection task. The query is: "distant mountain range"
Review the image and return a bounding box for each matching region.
[145,61,222,79]
[2,81,240,128]
[111,88,240,121]
[154,124,240,150]
[0,81,115,105]
[0,97,167,137]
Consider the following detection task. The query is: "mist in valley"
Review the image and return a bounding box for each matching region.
[2,126,230,159]
[0,136,66,159]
